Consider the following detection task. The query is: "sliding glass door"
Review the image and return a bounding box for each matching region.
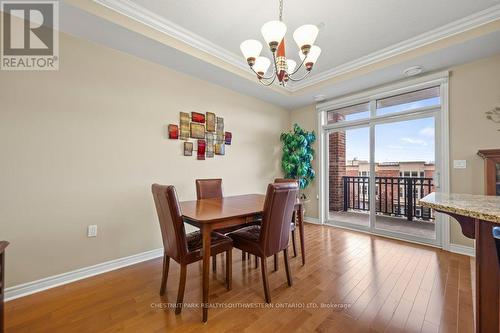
[322,80,446,246]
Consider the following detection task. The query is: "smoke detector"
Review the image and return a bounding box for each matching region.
[404,66,423,77]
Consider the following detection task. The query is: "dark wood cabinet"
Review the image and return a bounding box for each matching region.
[478,149,500,196]
[0,241,8,333]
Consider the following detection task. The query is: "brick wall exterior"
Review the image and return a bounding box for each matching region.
[328,113,346,211]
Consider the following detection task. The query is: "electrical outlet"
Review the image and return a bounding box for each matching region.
[87,225,97,237]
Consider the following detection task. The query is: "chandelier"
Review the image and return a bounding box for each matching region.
[240,0,321,87]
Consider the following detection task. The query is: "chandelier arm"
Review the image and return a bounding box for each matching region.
[286,70,312,82]
[249,66,276,80]
[287,53,308,76]
[259,75,277,86]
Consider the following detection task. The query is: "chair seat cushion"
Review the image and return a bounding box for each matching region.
[186,231,232,252]
[227,225,261,242]
[226,225,264,256]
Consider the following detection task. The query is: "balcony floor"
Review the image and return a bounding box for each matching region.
[328,210,436,239]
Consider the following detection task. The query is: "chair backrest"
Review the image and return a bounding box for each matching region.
[274,178,299,185]
[259,183,298,256]
[196,178,223,200]
[151,184,187,262]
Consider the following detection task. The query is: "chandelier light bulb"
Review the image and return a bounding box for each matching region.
[300,45,321,70]
[286,59,297,73]
[253,56,271,77]
[240,39,263,66]
[293,24,319,54]
[261,20,287,51]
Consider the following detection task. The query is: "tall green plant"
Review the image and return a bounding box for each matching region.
[280,124,316,190]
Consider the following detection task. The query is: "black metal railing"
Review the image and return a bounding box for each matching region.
[343,176,434,221]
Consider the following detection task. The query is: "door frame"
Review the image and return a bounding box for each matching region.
[317,71,450,249]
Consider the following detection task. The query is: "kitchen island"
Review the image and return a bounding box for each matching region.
[420,192,500,333]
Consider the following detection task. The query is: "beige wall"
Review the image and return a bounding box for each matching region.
[448,54,500,246]
[291,53,500,247]
[0,33,289,287]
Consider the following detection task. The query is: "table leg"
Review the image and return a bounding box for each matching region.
[475,219,500,333]
[297,206,305,265]
[201,225,212,323]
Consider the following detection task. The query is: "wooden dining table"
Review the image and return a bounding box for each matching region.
[180,194,305,322]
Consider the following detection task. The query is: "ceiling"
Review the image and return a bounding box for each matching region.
[129,0,500,74]
[58,0,500,109]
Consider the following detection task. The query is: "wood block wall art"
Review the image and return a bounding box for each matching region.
[215,143,225,156]
[224,131,232,145]
[183,142,193,156]
[206,132,214,158]
[168,124,179,139]
[206,112,216,132]
[180,112,190,140]
[216,117,224,143]
[169,111,231,159]
[190,122,205,139]
[197,140,206,160]
[191,112,205,123]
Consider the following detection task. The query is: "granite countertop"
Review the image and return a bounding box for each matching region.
[419,192,500,224]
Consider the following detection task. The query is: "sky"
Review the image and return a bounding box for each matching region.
[342,97,439,163]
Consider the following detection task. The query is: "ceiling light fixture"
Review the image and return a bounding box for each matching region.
[240,0,321,87]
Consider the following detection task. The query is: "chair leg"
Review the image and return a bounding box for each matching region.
[226,249,232,290]
[160,254,170,296]
[274,254,279,272]
[291,229,297,257]
[175,264,187,315]
[254,255,259,268]
[212,254,217,272]
[260,256,271,303]
[283,249,293,287]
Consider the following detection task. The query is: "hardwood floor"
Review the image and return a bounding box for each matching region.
[4,224,473,332]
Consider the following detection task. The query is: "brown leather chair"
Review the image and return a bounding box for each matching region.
[228,183,298,303]
[274,178,301,269]
[151,184,233,314]
[195,178,223,200]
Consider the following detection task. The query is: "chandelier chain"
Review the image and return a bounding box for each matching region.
[279,0,284,21]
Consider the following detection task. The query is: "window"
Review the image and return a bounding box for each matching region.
[328,102,370,124]
[376,86,440,116]
[359,171,370,177]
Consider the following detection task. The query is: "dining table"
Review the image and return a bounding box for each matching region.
[180,194,305,322]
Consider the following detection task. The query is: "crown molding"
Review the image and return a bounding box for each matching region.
[92,0,500,93]
[93,0,250,72]
[288,4,500,91]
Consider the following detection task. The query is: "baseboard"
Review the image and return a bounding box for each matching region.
[304,216,321,225]
[448,243,475,257]
[5,248,163,301]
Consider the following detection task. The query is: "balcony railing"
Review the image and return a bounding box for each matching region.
[342,176,435,221]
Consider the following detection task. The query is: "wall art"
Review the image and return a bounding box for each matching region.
[224,131,232,145]
[192,112,205,123]
[180,112,190,140]
[206,112,216,132]
[190,122,205,139]
[216,117,224,143]
[183,142,193,156]
[197,140,206,160]
[168,124,178,139]
[206,132,214,158]
[215,143,225,156]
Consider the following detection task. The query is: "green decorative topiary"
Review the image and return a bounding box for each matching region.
[280,124,316,192]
